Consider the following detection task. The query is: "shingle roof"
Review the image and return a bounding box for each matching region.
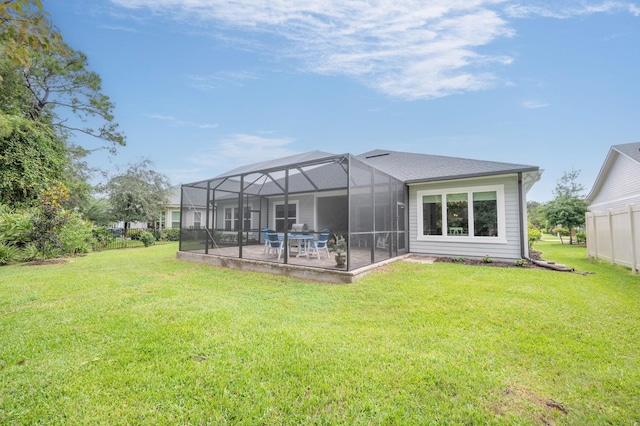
[356,149,539,183]
[612,142,640,163]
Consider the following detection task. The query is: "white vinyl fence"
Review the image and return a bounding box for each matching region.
[586,205,640,273]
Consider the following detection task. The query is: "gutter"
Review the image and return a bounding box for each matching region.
[518,172,526,260]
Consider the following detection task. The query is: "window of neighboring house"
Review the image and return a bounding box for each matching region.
[417,185,504,241]
[224,207,241,231]
[156,211,166,229]
[274,202,297,232]
[193,212,201,229]
[171,211,180,229]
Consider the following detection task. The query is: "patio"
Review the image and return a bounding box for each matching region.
[178,151,408,277]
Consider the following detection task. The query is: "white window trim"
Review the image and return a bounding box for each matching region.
[416,184,507,244]
[273,200,299,230]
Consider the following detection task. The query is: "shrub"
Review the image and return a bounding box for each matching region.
[59,212,93,255]
[20,243,40,262]
[575,230,587,244]
[92,226,114,250]
[0,208,34,247]
[527,227,541,249]
[482,254,493,263]
[161,228,180,241]
[139,231,156,247]
[0,243,18,265]
[515,258,528,267]
[128,229,143,240]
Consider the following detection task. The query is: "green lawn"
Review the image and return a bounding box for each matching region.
[1,241,639,424]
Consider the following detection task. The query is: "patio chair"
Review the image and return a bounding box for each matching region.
[376,233,389,249]
[267,230,285,260]
[262,228,271,253]
[309,229,330,259]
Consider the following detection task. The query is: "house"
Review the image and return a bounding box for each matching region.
[585,142,640,273]
[586,142,640,210]
[176,150,541,279]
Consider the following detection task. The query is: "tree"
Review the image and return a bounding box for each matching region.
[0,112,66,206]
[0,0,66,70]
[544,169,587,244]
[101,160,172,237]
[527,200,546,230]
[19,46,126,152]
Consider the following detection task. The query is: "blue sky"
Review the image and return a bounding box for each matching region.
[46,0,640,202]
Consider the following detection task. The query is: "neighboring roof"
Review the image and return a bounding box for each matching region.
[611,141,640,163]
[586,141,640,203]
[356,149,539,183]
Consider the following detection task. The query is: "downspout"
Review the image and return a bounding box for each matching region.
[518,172,527,259]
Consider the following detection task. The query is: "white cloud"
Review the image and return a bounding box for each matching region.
[190,133,298,171]
[109,0,639,100]
[522,100,550,109]
[187,71,258,91]
[144,113,218,129]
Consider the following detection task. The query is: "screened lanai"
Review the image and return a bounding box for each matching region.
[178,151,407,271]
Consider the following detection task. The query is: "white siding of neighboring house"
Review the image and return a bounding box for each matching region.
[589,153,640,211]
[408,174,526,261]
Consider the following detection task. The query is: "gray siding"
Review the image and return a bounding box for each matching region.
[409,175,525,261]
[589,154,640,211]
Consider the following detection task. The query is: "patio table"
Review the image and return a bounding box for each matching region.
[279,233,315,258]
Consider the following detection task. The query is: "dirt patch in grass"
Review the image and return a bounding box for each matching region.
[493,386,568,425]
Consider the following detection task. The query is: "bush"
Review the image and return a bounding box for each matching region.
[161,228,180,241]
[575,230,587,244]
[0,243,18,265]
[139,231,156,247]
[0,208,33,247]
[20,243,40,262]
[59,212,93,255]
[528,227,541,249]
[92,226,114,250]
[128,229,143,240]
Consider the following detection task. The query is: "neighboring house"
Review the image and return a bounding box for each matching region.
[178,150,541,270]
[585,142,640,273]
[586,142,640,211]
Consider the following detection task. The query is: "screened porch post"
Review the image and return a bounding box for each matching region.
[369,166,375,264]
[178,186,184,252]
[238,175,244,258]
[283,168,289,263]
[205,181,210,254]
[346,157,351,271]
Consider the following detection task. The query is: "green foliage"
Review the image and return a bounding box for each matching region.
[0,243,18,265]
[527,200,546,229]
[139,231,156,247]
[127,229,143,240]
[0,113,66,207]
[575,230,586,244]
[59,211,92,255]
[514,258,527,267]
[160,228,180,241]
[91,226,114,250]
[19,242,39,262]
[481,254,493,263]
[0,0,66,69]
[20,45,126,151]
[544,169,587,245]
[101,159,171,237]
[30,183,69,259]
[528,227,541,250]
[0,205,33,246]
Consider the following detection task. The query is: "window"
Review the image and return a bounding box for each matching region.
[274,202,297,232]
[171,211,180,229]
[224,207,238,231]
[417,185,504,241]
[193,212,201,229]
[243,207,252,231]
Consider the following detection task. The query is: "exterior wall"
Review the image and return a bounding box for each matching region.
[408,175,525,261]
[589,153,640,211]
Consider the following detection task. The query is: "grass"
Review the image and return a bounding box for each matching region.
[1,241,639,424]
